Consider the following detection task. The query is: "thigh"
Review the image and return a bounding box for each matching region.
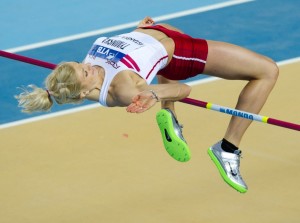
[204,40,275,80]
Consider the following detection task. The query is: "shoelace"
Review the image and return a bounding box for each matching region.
[173,115,184,131]
[178,123,184,130]
[173,117,186,142]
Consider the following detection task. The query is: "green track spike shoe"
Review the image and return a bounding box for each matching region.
[156,109,191,162]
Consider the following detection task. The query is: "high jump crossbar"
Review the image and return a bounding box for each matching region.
[1,50,299,131]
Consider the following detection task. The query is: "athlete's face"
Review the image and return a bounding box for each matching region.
[70,62,101,98]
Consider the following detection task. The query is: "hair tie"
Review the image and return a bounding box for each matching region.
[46,89,51,98]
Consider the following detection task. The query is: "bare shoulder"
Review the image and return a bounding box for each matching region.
[106,71,146,107]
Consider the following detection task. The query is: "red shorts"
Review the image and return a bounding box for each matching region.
[142,25,208,80]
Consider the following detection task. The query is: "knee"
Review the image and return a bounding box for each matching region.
[265,59,279,83]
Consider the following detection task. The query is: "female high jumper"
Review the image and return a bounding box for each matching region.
[16,16,279,193]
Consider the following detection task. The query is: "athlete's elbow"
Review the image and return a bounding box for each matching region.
[180,84,191,99]
[186,85,192,97]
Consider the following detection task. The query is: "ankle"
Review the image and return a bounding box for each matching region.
[221,138,239,153]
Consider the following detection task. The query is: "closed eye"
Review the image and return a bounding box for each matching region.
[82,68,88,78]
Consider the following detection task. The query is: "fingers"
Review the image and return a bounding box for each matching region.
[126,104,148,113]
[126,92,157,113]
[137,16,155,28]
[126,95,142,113]
[145,16,154,24]
[126,102,149,113]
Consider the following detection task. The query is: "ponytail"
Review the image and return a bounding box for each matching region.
[15,85,53,113]
[15,62,83,113]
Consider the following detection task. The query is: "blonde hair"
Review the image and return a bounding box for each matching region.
[15,62,83,113]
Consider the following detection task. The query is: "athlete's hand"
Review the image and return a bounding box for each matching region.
[137,16,155,28]
[126,91,158,113]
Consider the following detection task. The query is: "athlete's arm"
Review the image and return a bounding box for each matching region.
[137,16,184,33]
[156,75,177,112]
[126,82,191,113]
[137,16,155,28]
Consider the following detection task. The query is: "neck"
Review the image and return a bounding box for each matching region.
[94,65,105,89]
[85,66,104,102]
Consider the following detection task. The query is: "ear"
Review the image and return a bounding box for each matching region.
[79,91,89,99]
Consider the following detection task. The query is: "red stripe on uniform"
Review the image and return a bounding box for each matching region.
[124,55,140,72]
[146,55,169,79]
[120,58,133,69]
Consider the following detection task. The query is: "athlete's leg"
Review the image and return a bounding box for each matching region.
[203,40,279,147]
[156,75,191,162]
[157,75,176,113]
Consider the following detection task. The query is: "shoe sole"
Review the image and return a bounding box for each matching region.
[207,148,247,193]
[156,109,191,162]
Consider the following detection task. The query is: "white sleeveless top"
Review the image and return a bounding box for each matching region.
[83,31,168,106]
